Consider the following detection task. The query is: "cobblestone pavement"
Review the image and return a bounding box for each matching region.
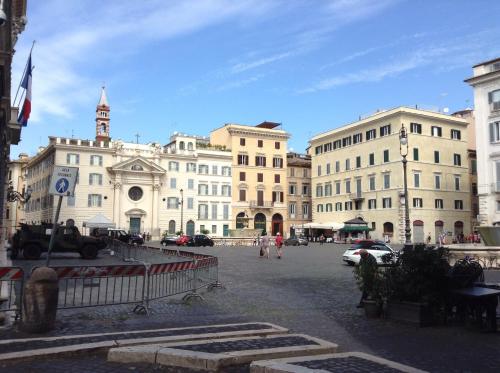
[3,242,500,372]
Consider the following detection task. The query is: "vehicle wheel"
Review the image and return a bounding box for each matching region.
[162,241,167,246]
[346,261,355,266]
[294,242,299,246]
[23,244,41,260]
[81,245,98,259]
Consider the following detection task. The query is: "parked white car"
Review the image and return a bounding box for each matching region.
[342,240,397,265]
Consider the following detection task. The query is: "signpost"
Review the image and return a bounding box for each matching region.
[46,166,78,266]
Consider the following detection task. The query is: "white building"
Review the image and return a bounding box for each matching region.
[466,57,500,225]
[12,88,232,239]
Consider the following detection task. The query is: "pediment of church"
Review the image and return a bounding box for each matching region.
[108,156,166,175]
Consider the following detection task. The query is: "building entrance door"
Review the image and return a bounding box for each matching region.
[129,217,141,234]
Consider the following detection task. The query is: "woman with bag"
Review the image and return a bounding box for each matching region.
[260,231,270,259]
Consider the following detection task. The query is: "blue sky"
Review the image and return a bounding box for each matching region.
[10,0,500,156]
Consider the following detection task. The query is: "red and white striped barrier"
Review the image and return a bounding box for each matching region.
[149,261,196,274]
[0,267,23,281]
[38,265,146,279]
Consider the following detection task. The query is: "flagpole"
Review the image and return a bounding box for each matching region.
[13,40,35,107]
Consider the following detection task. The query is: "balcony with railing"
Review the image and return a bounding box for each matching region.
[249,200,273,208]
[349,192,364,201]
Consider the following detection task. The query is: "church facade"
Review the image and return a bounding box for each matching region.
[11,88,233,239]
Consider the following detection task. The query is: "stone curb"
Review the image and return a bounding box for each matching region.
[249,352,428,373]
[108,333,339,371]
[0,322,288,362]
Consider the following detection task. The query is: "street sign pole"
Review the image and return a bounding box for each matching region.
[46,195,63,267]
[46,166,78,267]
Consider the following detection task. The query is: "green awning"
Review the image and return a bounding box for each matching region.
[340,225,371,232]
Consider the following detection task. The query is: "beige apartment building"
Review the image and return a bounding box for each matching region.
[210,122,290,236]
[310,107,471,244]
[286,152,312,237]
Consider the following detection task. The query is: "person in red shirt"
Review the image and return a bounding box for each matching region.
[275,233,284,259]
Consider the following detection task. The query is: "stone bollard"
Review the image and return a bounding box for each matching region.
[21,267,59,333]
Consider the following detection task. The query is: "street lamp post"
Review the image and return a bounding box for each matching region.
[179,189,184,235]
[6,183,32,204]
[399,124,412,249]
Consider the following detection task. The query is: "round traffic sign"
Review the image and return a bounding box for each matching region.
[55,178,70,194]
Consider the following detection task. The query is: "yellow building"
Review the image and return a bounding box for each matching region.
[210,122,290,236]
[310,107,471,244]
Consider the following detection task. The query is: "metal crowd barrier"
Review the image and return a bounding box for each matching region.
[0,266,24,319]
[28,241,220,315]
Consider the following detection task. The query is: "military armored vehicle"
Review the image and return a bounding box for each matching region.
[10,223,106,260]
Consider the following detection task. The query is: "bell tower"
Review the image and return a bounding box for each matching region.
[95,86,110,142]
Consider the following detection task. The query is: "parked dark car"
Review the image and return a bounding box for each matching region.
[161,235,178,246]
[284,236,308,246]
[91,228,144,245]
[188,234,215,247]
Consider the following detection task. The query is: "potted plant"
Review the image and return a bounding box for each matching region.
[354,253,384,318]
[384,245,450,326]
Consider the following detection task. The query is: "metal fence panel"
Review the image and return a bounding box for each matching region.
[0,267,24,319]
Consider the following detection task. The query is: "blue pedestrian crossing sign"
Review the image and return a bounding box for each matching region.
[49,166,79,196]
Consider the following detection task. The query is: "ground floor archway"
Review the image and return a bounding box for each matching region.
[454,221,464,240]
[272,213,283,236]
[413,220,424,243]
[434,220,444,244]
[254,213,266,233]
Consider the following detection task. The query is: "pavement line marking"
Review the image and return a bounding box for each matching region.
[0,323,289,362]
[249,352,428,373]
[108,333,339,371]
[0,322,286,344]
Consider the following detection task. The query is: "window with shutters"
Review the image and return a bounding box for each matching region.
[170,178,177,189]
[366,129,376,140]
[289,203,296,216]
[317,165,321,176]
[455,176,460,191]
[258,139,263,147]
[335,161,340,173]
[353,133,362,144]
[275,141,280,149]
[380,124,391,136]
[431,126,442,137]
[239,189,246,201]
[212,165,218,175]
[289,184,296,195]
[345,158,350,171]
[435,199,443,209]
[240,172,246,181]
[211,204,218,219]
[369,176,376,191]
[273,157,283,168]
[255,156,266,167]
[368,199,377,209]
[410,122,422,134]
[434,151,440,163]
[240,138,246,146]
[257,173,263,182]
[413,148,419,161]
[356,156,361,168]
[489,89,500,111]
[188,179,194,189]
[222,185,231,196]
[67,153,79,165]
[198,184,208,195]
[434,174,441,189]
[187,198,194,209]
[88,194,102,207]
[169,161,179,171]
[414,173,420,188]
[413,198,423,208]
[315,145,322,155]
[382,197,392,208]
[383,174,390,189]
[303,203,309,218]
[454,200,463,210]
[272,191,284,203]
[345,179,351,193]
[89,173,103,185]
[333,139,342,149]
[212,184,218,195]
[167,197,179,209]
[451,129,461,140]
[369,153,375,166]
[237,155,248,165]
[453,153,461,166]
[186,163,196,172]
[90,155,103,166]
[326,163,331,174]
[383,149,389,163]
[221,166,231,176]
[223,204,229,219]
[274,174,280,183]
[345,201,353,211]
[303,184,310,196]
[342,136,352,147]
[334,202,342,211]
[198,204,208,219]
[317,204,323,212]
[198,164,209,174]
[316,185,323,197]
[335,182,341,195]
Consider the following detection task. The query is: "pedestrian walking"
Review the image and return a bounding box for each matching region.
[426,232,432,245]
[319,234,325,245]
[260,231,270,259]
[275,232,283,259]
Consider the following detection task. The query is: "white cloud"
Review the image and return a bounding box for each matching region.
[231,52,293,74]
[12,0,280,123]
